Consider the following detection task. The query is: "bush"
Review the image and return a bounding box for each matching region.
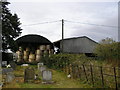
[94,38,120,61]
[41,53,93,70]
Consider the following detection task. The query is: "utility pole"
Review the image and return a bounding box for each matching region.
[61,19,64,53]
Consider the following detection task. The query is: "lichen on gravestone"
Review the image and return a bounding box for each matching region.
[24,67,35,83]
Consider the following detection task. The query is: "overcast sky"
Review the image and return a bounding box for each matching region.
[8,0,119,42]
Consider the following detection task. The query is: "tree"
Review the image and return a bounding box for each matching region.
[94,37,119,61]
[1,1,22,52]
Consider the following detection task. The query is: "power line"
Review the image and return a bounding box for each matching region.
[21,19,119,28]
[21,20,61,27]
[65,20,118,28]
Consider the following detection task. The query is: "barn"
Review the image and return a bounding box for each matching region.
[54,36,98,56]
[15,34,54,63]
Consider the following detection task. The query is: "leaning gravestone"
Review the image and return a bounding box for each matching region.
[42,70,52,84]
[5,72,15,83]
[24,67,35,83]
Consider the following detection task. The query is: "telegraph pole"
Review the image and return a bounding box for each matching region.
[62,19,64,53]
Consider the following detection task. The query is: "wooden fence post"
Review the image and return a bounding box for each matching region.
[64,59,67,73]
[100,66,104,88]
[82,64,88,81]
[113,67,118,89]
[78,66,81,79]
[90,64,94,87]
[76,65,80,78]
[71,64,74,78]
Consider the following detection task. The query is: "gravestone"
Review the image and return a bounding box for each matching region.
[24,67,35,83]
[42,70,52,83]
[9,61,17,70]
[2,68,14,75]
[2,61,7,67]
[37,63,44,70]
[5,72,15,83]
[38,66,46,76]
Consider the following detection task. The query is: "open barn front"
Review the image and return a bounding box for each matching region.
[15,34,54,64]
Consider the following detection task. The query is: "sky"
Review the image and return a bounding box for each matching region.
[7,0,119,43]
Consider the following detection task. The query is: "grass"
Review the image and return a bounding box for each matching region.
[3,65,92,88]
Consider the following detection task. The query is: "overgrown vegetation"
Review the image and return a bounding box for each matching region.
[94,37,120,66]
[41,37,120,88]
[3,65,91,88]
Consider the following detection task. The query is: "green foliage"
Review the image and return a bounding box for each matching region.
[1,1,22,52]
[41,54,92,70]
[94,37,120,61]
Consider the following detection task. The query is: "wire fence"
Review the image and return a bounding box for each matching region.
[44,58,120,88]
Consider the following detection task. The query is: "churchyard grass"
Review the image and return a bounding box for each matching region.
[3,65,92,88]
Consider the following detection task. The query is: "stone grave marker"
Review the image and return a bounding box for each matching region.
[2,61,7,67]
[2,68,14,75]
[5,72,15,83]
[42,70,53,84]
[24,67,35,83]
[9,61,17,70]
[38,66,46,76]
[37,63,44,70]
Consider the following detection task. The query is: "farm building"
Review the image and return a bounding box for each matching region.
[54,36,98,55]
[15,34,54,63]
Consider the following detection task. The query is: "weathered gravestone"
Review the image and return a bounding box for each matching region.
[37,63,44,70]
[2,61,7,67]
[9,61,17,70]
[42,70,53,84]
[5,72,15,83]
[2,68,14,75]
[38,66,46,76]
[24,67,35,83]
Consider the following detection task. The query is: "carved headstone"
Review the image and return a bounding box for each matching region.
[5,72,15,83]
[24,67,35,83]
[42,70,52,82]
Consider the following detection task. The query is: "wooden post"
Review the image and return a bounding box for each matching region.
[82,64,88,81]
[113,67,118,89]
[100,66,104,88]
[78,66,81,79]
[90,64,94,87]
[76,65,80,78]
[68,64,71,75]
[71,64,75,78]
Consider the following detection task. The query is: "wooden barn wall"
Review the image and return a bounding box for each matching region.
[60,38,97,53]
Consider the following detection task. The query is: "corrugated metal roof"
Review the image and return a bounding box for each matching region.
[54,36,98,44]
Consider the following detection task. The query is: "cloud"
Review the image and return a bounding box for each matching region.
[8,2,118,42]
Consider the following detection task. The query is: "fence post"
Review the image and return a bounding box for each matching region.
[113,67,118,89]
[100,66,104,88]
[90,64,94,87]
[82,64,88,81]
[78,66,81,79]
[68,64,71,76]
[76,65,80,78]
[64,59,67,73]
[71,64,74,78]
